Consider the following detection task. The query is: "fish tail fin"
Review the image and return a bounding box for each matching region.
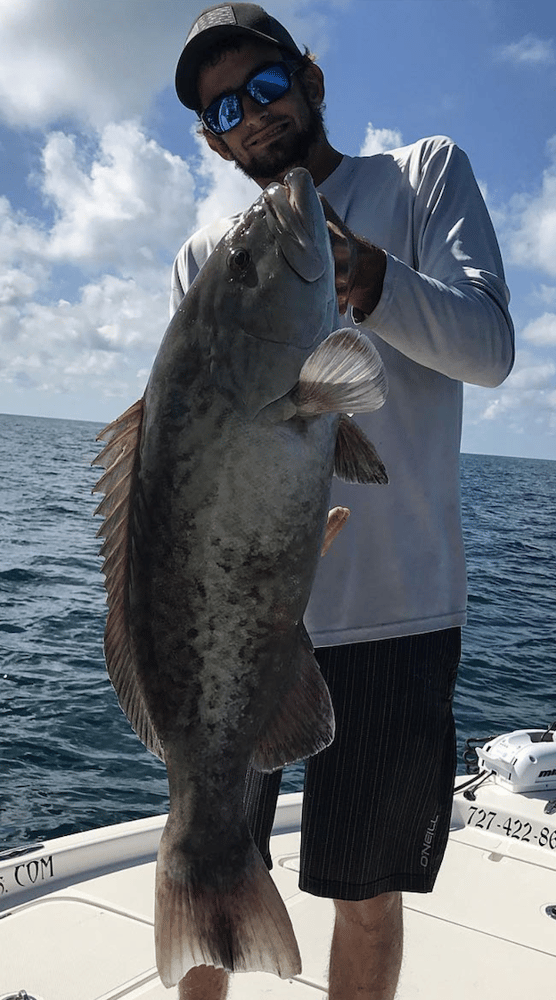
[155,826,301,987]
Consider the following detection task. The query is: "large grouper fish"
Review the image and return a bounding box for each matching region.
[92,167,388,988]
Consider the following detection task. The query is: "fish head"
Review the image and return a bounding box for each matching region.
[193,167,337,417]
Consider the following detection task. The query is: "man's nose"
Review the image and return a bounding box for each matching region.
[241,93,269,123]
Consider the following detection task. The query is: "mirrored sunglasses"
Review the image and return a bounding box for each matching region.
[200,61,300,135]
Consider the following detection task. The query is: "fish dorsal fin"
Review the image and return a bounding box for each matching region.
[251,629,335,772]
[335,414,389,485]
[92,398,164,761]
[295,328,388,415]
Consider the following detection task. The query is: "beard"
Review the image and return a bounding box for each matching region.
[231,101,325,182]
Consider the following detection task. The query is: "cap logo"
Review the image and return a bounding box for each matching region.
[186,5,237,42]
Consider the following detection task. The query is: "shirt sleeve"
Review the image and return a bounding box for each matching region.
[169,216,239,319]
[358,139,514,388]
[169,241,202,319]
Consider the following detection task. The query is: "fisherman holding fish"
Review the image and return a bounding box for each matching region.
[153,4,514,998]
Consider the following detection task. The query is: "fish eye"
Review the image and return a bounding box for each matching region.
[227,247,251,275]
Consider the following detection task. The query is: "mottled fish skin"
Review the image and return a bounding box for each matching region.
[93,168,388,988]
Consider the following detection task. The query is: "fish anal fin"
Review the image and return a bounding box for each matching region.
[335,414,389,485]
[92,397,164,761]
[295,327,388,416]
[155,828,301,987]
[251,638,335,772]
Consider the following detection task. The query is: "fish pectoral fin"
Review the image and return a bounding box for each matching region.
[295,327,388,415]
[155,824,301,986]
[92,397,164,762]
[251,637,335,772]
[334,414,389,484]
[258,395,298,424]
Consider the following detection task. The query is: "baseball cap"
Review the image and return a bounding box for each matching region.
[175,3,304,111]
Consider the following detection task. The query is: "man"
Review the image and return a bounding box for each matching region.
[170,5,514,998]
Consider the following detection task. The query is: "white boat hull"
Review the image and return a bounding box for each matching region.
[3,775,556,998]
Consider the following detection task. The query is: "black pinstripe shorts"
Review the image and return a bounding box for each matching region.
[244,628,461,900]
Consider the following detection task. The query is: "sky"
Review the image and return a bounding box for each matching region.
[1,0,556,459]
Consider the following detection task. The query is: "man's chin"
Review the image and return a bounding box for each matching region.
[233,144,303,183]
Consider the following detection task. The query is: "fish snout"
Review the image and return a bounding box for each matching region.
[283,167,320,240]
[262,168,331,283]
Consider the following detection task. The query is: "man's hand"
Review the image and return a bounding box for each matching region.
[320,196,387,318]
[321,506,350,556]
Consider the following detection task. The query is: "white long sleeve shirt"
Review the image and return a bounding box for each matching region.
[170,136,514,645]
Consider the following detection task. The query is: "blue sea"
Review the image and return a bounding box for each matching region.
[1,411,555,849]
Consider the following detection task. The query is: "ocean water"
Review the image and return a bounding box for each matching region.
[1,412,555,848]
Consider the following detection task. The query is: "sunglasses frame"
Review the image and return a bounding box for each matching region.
[199,60,301,136]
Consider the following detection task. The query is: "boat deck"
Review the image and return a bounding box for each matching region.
[3,780,556,998]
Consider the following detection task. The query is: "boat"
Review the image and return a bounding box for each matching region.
[3,727,556,998]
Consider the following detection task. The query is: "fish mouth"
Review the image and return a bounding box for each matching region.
[262,167,329,282]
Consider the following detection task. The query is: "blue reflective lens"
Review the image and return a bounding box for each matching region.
[216,95,243,132]
[201,62,296,135]
[247,64,291,105]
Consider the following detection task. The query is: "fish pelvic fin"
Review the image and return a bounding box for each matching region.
[155,826,301,987]
[334,414,389,485]
[252,633,335,772]
[321,506,350,556]
[92,399,164,762]
[295,327,388,416]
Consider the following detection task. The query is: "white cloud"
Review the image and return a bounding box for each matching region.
[42,121,197,272]
[0,267,41,306]
[537,284,556,306]
[0,119,200,410]
[0,272,168,402]
[501,356,556,393]
[0,0,207,128]
[359,123,403,158]
[522,312,556,346]
[464,351,556,435]
[0,195,49,268]
[0,113,265,414]
[497,34,555,67]
[504,136,556,278]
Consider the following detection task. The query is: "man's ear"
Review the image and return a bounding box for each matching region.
[204,129,235,162]
[302,62,325,108]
